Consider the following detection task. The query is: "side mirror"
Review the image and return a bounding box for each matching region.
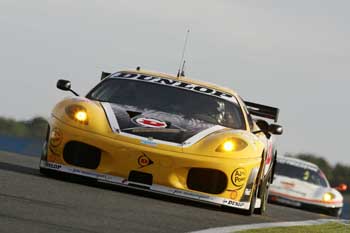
[57,79,71,91]
[335,183,347,192]
[56,79,79,96]
[269,124,283,135]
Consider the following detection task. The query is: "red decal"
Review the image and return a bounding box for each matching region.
[136,118,167,128]
[281,181,295,189]
[266,143,273,165]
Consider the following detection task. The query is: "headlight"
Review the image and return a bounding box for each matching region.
[216,138,248,152]
[322,192,335,202]
[65,105,88,125]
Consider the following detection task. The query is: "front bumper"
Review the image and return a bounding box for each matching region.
[40,160,261,210]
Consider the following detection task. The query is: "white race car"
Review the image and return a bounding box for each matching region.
[268,156,346,217]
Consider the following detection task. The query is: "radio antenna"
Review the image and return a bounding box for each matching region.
[177,29,190,77]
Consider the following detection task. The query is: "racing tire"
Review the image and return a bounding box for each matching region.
[255,179,269,215]
[39,133,50,176]
[328,207,342,218]
[242,185,257,216]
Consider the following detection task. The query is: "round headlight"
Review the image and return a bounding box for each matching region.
[223,141,235,151]
[75,110,88,122]
[65,105,88,125]
[322,192,334,202]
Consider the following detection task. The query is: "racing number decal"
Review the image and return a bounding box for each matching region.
[231,168,247,188]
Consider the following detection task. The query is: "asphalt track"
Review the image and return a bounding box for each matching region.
[0,152,334,233]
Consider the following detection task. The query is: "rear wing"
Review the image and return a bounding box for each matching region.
[244,101,280,122]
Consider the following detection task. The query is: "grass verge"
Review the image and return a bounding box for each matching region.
[236,222,350,233]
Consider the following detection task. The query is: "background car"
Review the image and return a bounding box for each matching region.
[269,156,346,217]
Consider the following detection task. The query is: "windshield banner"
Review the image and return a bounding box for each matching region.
[111,72,237,103]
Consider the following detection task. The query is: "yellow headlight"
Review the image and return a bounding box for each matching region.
[74,111,87,122]
[216,138,248,152]
[322,192,334,202]
[223,141,235,151]
[65,105,88,125]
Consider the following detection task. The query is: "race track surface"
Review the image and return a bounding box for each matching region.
[0,152,334,233]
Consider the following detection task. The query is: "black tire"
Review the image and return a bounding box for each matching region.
[242,185,257,216]
[255,179,269,215]
[39,135,50,176]
[328,207,342,217]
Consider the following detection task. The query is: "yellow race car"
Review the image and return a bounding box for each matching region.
[39,69,283,215]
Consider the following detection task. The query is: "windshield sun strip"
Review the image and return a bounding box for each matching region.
[110,72,238,104]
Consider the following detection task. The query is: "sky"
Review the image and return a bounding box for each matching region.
[1,0,350,165]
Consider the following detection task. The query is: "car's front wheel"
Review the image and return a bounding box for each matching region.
[39,134,51,176]
[242,185,257,216]
[255,178,269,215]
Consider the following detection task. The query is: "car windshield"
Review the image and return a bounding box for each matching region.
[87,78,246,129]
[275,161,329,187]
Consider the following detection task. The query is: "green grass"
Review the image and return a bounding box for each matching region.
[236,222,350,233]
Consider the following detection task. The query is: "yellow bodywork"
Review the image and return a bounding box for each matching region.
[43,70,268,207]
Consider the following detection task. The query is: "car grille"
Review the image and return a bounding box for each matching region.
[187,168,227,194]
[63,141,101,169]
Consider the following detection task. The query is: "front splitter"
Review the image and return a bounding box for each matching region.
[40,160,261,210]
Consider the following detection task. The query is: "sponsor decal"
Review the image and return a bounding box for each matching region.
[135,117,167,128]
[138,153,154,168]
[140,138,157,146]
[223,200,245,207]
[46,163,61,169]
[231,168,247,188]
[111,72,236,102]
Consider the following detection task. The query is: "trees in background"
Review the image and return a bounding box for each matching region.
[0,117,48,139]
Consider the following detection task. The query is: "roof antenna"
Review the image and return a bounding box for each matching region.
[177,29,190,78]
